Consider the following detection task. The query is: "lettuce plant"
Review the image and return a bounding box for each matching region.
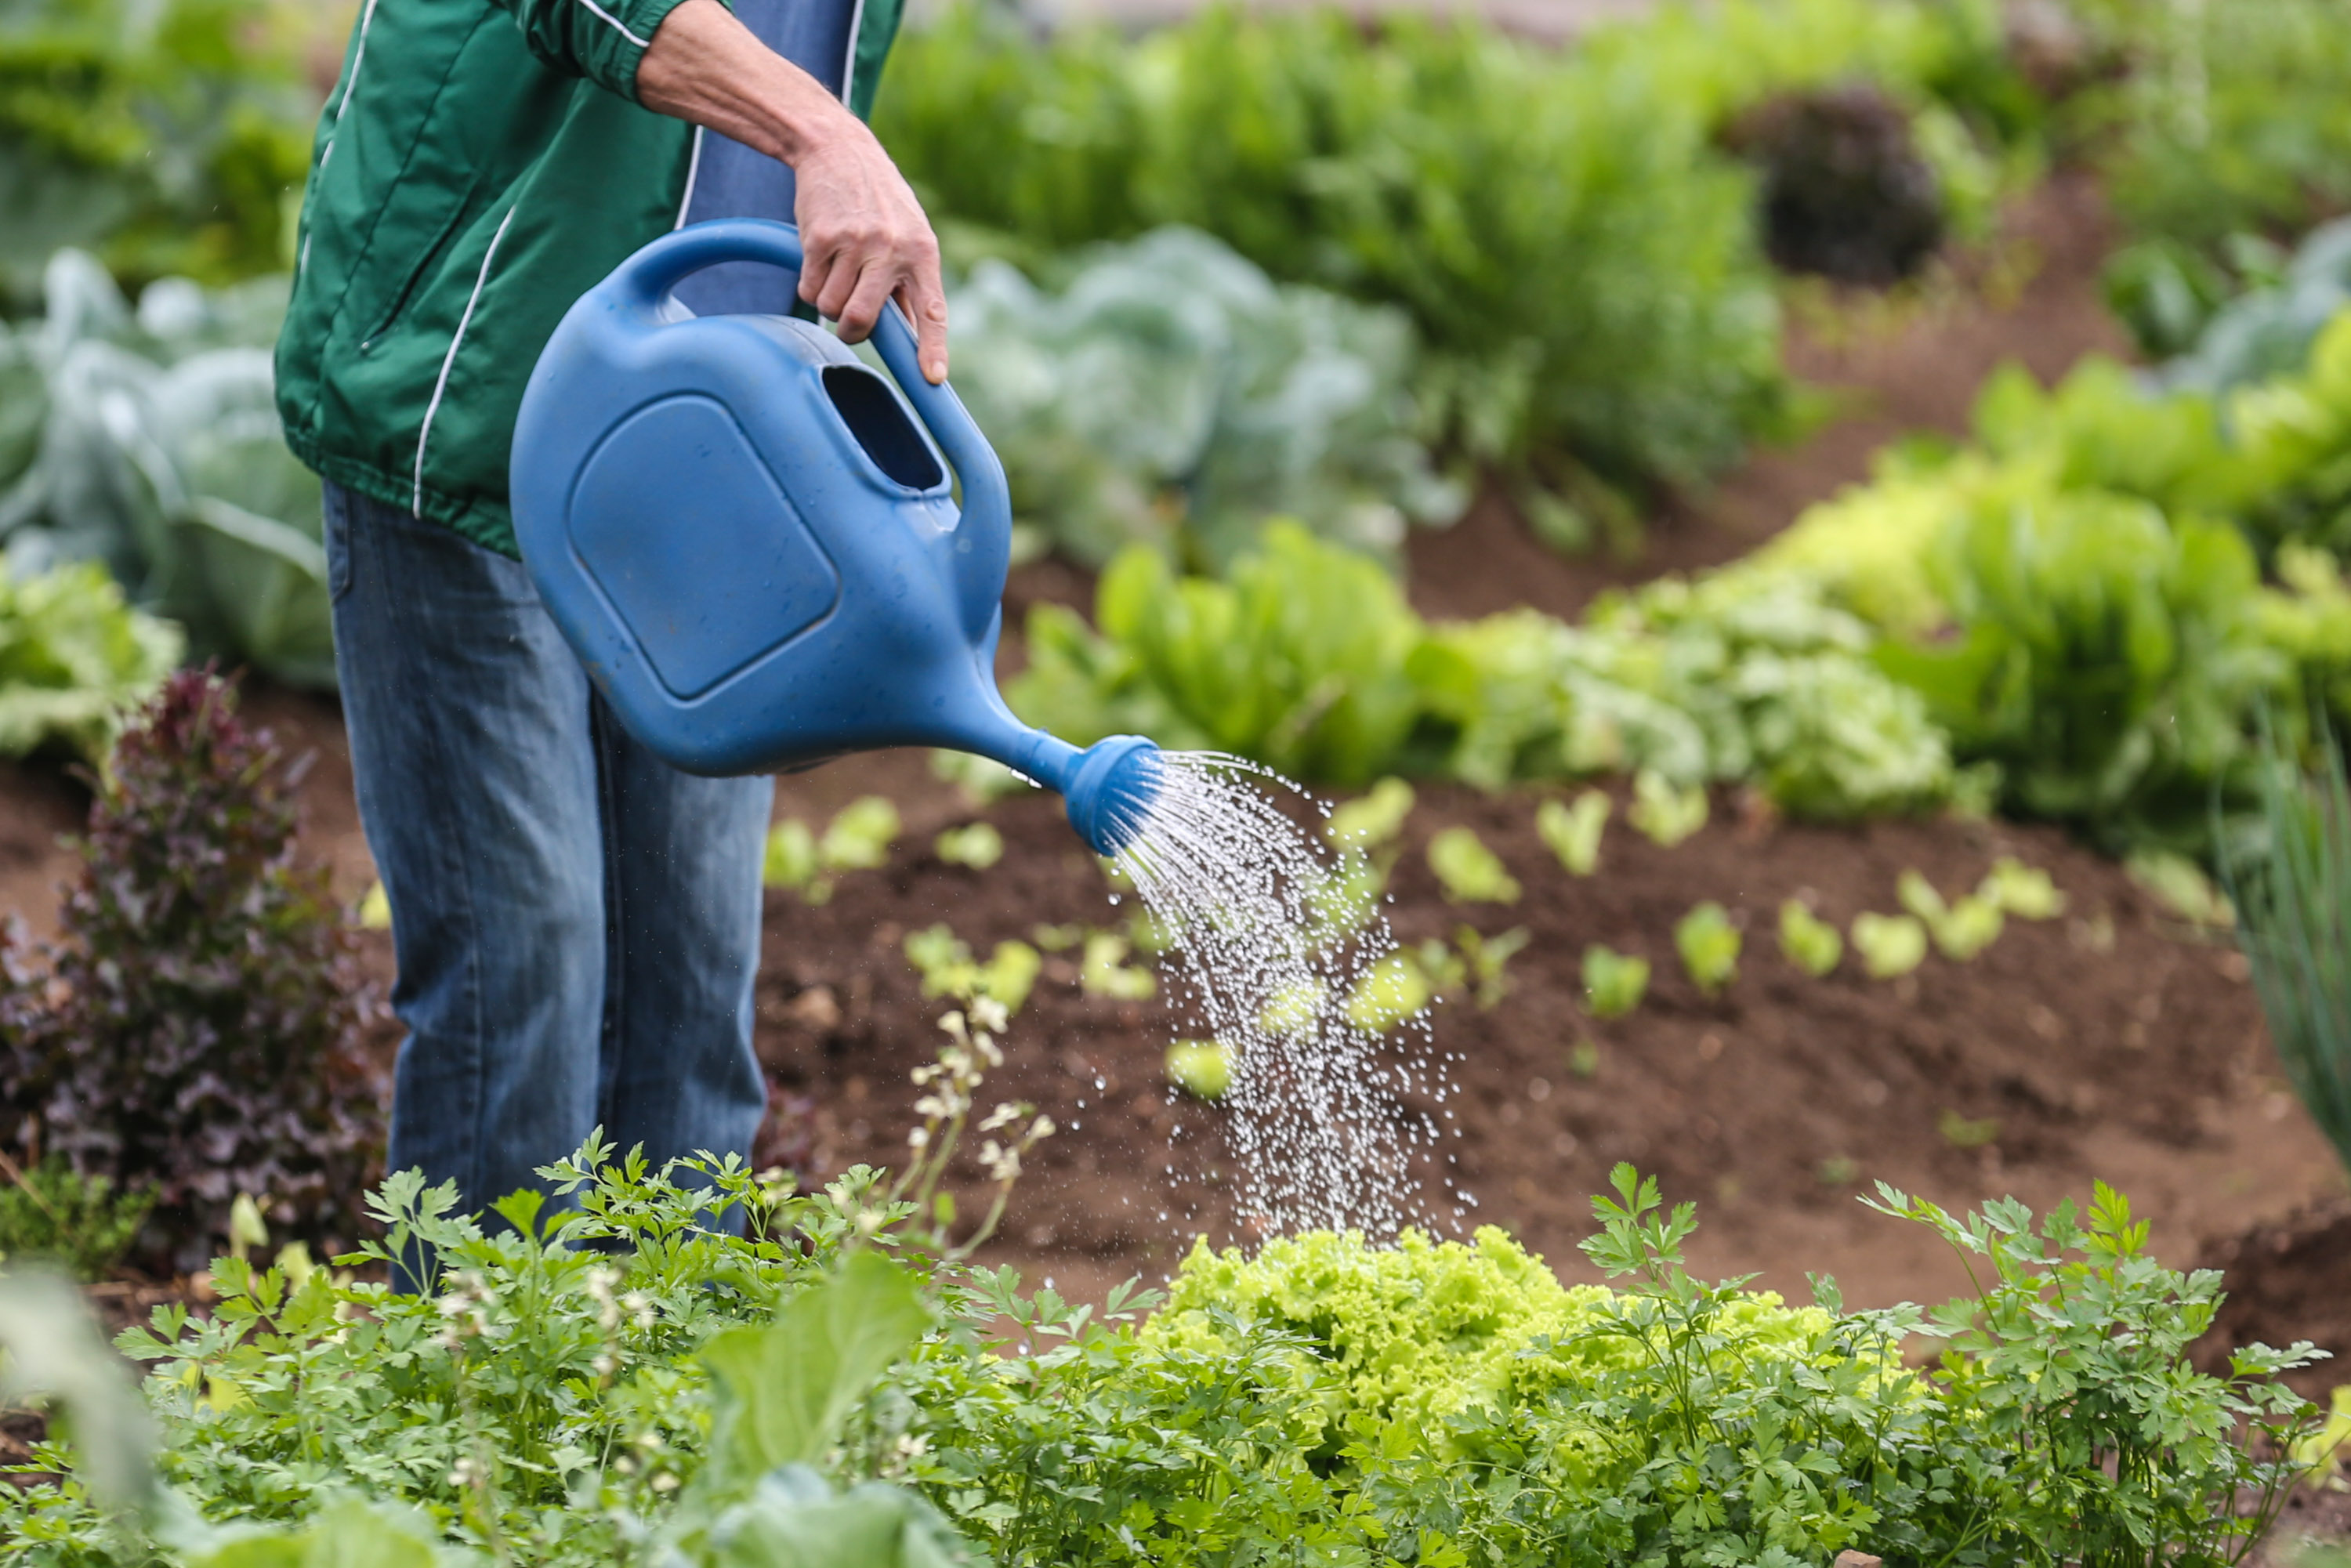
[1674,901,1742,994]
[1779,897,1844,976]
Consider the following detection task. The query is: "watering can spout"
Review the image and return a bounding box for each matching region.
[987,727,1165,858]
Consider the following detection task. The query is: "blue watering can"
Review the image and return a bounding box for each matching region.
[509,219,1162,856]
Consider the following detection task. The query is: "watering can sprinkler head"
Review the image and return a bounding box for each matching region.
[995,730,1165,857]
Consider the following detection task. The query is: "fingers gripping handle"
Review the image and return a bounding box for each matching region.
[613,219,1012,642]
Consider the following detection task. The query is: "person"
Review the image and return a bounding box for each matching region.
[273,0,948,1240]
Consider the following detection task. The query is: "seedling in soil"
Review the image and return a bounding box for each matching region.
[1031,922,1084,952]
[2129,846,2236,928]
[1165,1041,1232,1102]
[1259,980,1324,1037]
[1454,925,1531,1009]
[1778,898,1842,976]
[1583,945,1650,1019]
[765,795,901,904]
[1675,901,1741,995]
[905,925,1044,1014]
[1817,1155,1860,1186]
[1898,870,2005,960]
[2289,1387,2351,1483]
[1852,911,1928,978]
[1081,932,1156,1000]
[1429,826,1521,904]
[934,822,1005,869]
[1980,856,2064,920]
[1628,768,1708,848]
[1569,1037,1602,1077]
[1324,777,1415,851]
[1347,952,1434,1032]
[1536,789,1610,875]
[1309,849,1390,940]
[1938,1110,2001,1149]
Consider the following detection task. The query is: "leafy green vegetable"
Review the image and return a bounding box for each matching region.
[903,925,1042,1014]
[1896,869,2005,961]
[1163,1041,1230,1102]
[1451,925,1531,1010]
[1426,825,1520,905]
[880,2,1790,495]
[1778,897,1844,976]
[820,798,901,872]
[1628,767,1709,847]
[1582,943,1651,1019]
[0,559,179,759]
[1673,900,1741,994]
[943,229,1460,569]
[1324,777,1415,851]
[2128,847,2237,929]
[931,822,1003,870]
[1534,788,1610,875]
[1078,931,1154,1001]
[1344,952,1433,1033]
[1852,910,1929,979]
[1978,855,2065,919]
[4,253,330,687]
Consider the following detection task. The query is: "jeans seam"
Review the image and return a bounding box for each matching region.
[592,694,629,1132]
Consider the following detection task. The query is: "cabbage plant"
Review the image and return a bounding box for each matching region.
[1,250,331,688]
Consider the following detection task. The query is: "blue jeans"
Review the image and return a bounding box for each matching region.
[323,483,772,1239]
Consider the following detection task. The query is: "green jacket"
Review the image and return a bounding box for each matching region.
[275,0,903,558]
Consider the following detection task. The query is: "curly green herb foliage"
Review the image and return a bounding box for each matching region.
[1865,1179,2321,1568]
[2222,722,2351,1173]
[878,3,1788,490]
[0,668,382,1276]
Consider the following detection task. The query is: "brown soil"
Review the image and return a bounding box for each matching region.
[2203,1200,2351,1400]
[758,761,2346,1316]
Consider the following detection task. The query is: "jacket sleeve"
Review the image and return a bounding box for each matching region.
[487,0,715,103]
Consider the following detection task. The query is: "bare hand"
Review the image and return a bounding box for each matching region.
[638,0,949,381]
[789,117,947,380]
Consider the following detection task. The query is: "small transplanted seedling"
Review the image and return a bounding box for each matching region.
[1346,952,1434,1032]
[1628,768,1708,848]
[1937,1109,2001,1149]
[1898,870,2005,961]
[1569,1037,1602,1078]
[1165,1041,1232,1102]
[934,822,1005,870]
[2128,847,2236,928]
[1980,856,2064,920]
[1259,979,1324,1037]
[1675,901,1741,995]
[1453,925,1531,1009]
[1428,826,1521,904]
[1778,898,1843,976]
[1851,911,1928,979]
[1308,851,1389,943]
[904,924,1043,1015]
[1324,777,1416,852]
[764,795,902,904]
[1535,789,1611,876]
[1582,944,1650,1019]
[1081,931,1156,1000]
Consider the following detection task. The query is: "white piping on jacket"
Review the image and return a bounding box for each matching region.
[413,205,518,517]
[574,0,650,48]
[314,0,382,173]
[673,125,705,230]
[840,0,868,109]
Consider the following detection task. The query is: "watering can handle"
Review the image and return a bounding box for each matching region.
[611,218,1012,643]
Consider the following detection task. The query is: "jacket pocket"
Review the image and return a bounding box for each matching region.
[358,179,484,351]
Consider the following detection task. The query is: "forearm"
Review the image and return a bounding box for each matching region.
[636,0,860,166]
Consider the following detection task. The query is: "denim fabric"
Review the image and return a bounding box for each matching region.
[322,482,773,1239]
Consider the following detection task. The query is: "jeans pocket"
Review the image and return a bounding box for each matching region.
[323,483,357,604]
